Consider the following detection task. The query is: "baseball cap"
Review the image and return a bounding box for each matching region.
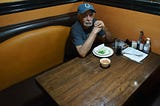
[78,3,96,14]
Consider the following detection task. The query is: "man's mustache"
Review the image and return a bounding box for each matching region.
[85,21,92,24]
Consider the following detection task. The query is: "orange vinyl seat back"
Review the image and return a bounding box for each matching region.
[0,26,70,91]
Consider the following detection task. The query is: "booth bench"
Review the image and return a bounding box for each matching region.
[0,12,77,91]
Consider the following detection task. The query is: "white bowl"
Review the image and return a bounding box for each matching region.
[100,58,111,68]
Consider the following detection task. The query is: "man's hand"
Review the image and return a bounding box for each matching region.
[92,26,102,34]
[92,20,105,34]
[94,20,105,29]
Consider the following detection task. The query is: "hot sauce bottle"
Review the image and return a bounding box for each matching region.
[137,31,146,51]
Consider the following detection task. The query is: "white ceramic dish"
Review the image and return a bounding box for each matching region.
[92,44,114,57]
[100,58,111,68]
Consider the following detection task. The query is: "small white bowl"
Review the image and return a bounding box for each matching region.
[100,58,111,68]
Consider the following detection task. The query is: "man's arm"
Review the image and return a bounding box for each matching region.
[104,27,114,43]
[76,20,103,57]
[93,21,115,47]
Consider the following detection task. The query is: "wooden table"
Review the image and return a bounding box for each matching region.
[36,52,160,106]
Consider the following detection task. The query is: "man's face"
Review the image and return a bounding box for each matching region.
[79,10,95,27]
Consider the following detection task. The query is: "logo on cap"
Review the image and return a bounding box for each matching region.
[85,3,90,8]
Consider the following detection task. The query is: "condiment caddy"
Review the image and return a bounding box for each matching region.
[126,31,151,54]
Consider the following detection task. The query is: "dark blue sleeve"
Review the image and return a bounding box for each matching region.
[98,29,106,36]
[71,28,84,46]
[71,22,85,46]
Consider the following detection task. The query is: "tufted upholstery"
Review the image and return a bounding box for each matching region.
[0,26,70,91]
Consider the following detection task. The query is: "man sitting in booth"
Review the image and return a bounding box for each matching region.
[70,3,113,57]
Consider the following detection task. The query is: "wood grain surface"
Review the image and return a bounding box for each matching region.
[36,52,160,106]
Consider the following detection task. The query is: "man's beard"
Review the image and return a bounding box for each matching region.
[83,21,93,27]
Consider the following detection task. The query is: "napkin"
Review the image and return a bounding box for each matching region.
[122,47,148,63]
[95,43,105,54]
[94,44,105,51]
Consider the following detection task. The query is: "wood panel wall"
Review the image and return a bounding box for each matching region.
[0,0,23,3]
[0,2,159,54]
[0,2,80,27]
[93,3,160,54]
